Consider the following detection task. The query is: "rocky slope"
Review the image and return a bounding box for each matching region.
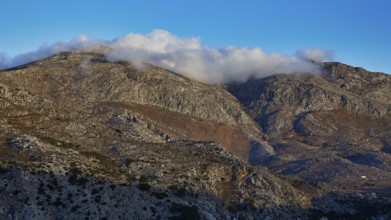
[1,52,273,160]
[228,62,391,197]
[0,52,390,219]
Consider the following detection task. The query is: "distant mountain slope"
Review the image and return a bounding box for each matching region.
[228,62,391,196]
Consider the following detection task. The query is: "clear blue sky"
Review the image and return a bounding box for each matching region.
[1,0,390,73]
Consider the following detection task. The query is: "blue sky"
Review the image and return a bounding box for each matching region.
[1,0,390,73]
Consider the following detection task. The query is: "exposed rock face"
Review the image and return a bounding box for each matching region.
[0,52,390,219]
[228,62,391,199]
[228,68,391,135]
[0,142,309,220]
[1,52,272,160]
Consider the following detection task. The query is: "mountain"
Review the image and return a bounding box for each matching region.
[228,62,391,192]
[0,52,389,219]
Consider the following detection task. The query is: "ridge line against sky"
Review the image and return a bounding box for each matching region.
[0,29,335,83]
[0,0,390,74]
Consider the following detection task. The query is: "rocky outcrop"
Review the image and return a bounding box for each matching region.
[228,69,391,135]
[1,52,273,161]
[0,138,310,219]
[228,63,391,201]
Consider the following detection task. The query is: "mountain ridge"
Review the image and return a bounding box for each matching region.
[0,52,390,219]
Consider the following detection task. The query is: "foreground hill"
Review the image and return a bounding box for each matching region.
[0,52,389,219]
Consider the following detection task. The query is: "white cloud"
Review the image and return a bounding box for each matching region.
[9,35,105,67]
[296,47,335,62]
[0,29,335,83]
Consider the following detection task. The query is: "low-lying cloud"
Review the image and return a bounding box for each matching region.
[0,29,334,83]
[0,53,8,70]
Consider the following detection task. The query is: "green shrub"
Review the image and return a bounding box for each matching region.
[168,184,186,197]
[169,202,201,220]
[139,175,148,183]
[168,184,179,191]
[138,183,151,191]
[175,187,186,197]
[138,175,151,191]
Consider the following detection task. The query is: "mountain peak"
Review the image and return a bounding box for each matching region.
[322,61,387,79]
